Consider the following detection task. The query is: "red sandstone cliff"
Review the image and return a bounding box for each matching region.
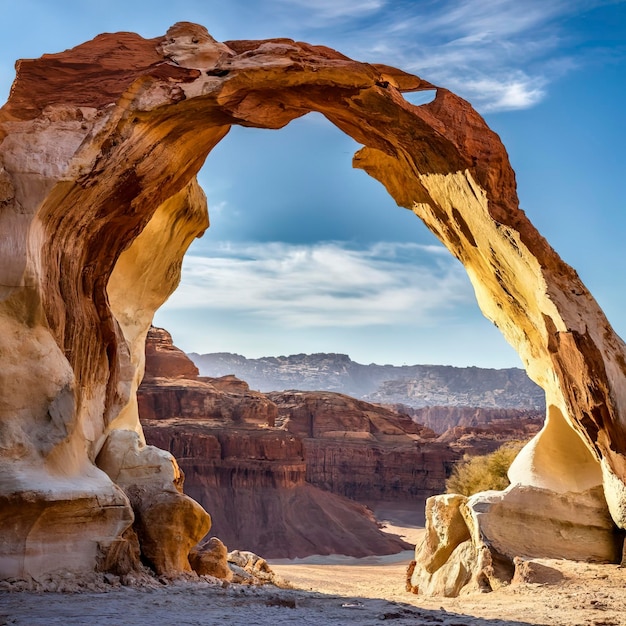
[267,390,453,501]
[138,328,541,558]
[139,327,412,558]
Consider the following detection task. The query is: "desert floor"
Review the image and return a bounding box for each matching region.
[1,502,625,626]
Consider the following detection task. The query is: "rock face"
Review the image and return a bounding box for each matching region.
[145,327,200,380]
[409,486,619,596]
[138,330,418,558]
[386,404,544,435]
[141,407,413,560]
[191,352,545,410]
[2,23,626,588]
[268,390,452,501]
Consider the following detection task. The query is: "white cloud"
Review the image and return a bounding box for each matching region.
[275,0,386,21]
[163,241,474,329]
[272,0,597,113]
[451,74,547,112]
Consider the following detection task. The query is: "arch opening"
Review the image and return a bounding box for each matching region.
[154,111,522,369]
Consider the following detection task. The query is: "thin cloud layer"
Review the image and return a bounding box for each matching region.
[276,0,385,21]
[266,0,611,112]
[165,241,474,329]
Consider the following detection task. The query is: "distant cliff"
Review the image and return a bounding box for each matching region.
[142,329,542,558]
[189,352,545,410]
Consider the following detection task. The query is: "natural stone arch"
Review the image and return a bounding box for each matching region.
[1,22,625,585]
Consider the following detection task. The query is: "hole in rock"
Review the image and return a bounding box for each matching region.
[153,112,521,369]
[402,89,437,107]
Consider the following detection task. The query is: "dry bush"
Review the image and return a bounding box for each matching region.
[445,440,527,496]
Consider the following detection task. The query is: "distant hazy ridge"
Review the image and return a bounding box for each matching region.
[188,352,545,410]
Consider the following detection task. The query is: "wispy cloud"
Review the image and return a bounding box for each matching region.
[275,0,386,21]
[355,0,581,112]
[165,241,473,329]
[264,0,607,112]
[462,74,548,112]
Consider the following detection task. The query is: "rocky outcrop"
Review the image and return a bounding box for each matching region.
[141,415,412,559]
[136,331,545,561]
[409,486,620,596]
[139,332,412,558]
[391,405,544,434]
[191,352,545,410]
[139,376,277,426]
[2,22,626,587]
[189,537,232,580]
[96,429,210,576]
[145,327,199,380]
[267,390,452,501]
[437,419,543,457]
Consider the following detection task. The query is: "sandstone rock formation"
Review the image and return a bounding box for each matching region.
[2,22,626,591]
[189,537,232,581]
[391,405,544,434]
[268,390,453,502]
[138,331,415,558]
[408,486,620,596]
[145,326,200,380]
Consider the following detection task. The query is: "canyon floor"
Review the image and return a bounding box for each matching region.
[1,503,625,626]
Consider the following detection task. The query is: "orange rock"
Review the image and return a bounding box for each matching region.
[189,537,232,580]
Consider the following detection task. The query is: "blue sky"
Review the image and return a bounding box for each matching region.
[1,1,625,367]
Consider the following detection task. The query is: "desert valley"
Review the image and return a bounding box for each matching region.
[2,14,626,626]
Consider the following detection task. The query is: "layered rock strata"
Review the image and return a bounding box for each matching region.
[139,372,412,558]
[1,22,626,589]
[138,329,419,557]
[392,405,544,435]
[268,390,452,501]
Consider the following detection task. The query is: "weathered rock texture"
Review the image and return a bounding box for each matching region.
[1,22,626,587]
[393,405,544,435]
[268,390,452,501]
[138,331,416,558]
[191,352,545,410]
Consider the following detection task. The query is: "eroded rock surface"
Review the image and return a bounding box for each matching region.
[1,22,626,588]
[138,330,414,558]
[409,486,620,596]
[191,352,545,410]
[269,390,452,501]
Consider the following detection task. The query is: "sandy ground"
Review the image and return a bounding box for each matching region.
[2,502,626,626]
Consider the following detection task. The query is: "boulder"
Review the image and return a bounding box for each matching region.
[511,558,565,585]
[227,550,286,586]
[96,430,211,576]
[189,537,232,580]
[411,484,621,596]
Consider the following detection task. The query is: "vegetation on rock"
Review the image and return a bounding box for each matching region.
[445,440,527,496]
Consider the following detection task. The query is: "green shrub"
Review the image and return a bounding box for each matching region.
[445,440,527,496]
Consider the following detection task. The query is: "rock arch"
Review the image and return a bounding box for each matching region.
[1,22,625,587]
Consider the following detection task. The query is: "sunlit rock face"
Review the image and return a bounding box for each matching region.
[1,22,626,584]
[137,330,414,558]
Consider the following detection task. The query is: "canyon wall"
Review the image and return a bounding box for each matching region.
[267,390,452,501]
[1,22,626,591]
[139,328,413,558]
[191,352,545,410]
[394,405,544,435]
[139,328,543,561]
